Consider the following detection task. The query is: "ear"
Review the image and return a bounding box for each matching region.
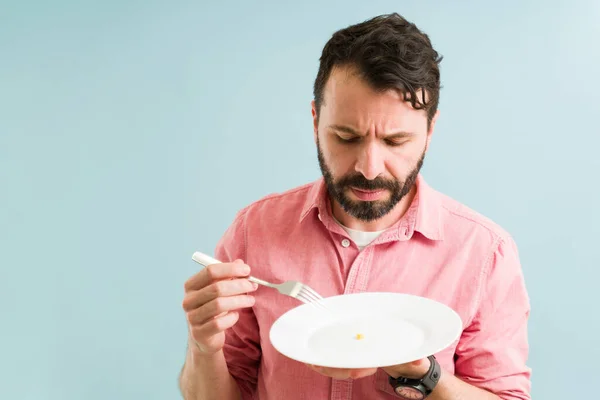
[425,109,440,151]
[311,100,318,144]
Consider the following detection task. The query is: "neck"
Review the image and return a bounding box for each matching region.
[331,184,417,232]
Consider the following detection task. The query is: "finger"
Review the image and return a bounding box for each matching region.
[323,368,352,380]
[182,278,257,311]
[184,259,250,291]
[312,366,352,380]
[308,366,376,380]
[191,311,240,340]
[349,368,377,379]
[188,295,255,324]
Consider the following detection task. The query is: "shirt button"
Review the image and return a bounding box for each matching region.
[341,239,351,248]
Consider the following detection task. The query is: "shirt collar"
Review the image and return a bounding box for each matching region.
[411,175,444,240]
[299,174,444,241]
[299,177,327,222]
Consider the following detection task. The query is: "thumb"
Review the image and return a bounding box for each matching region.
[411,358,427,366]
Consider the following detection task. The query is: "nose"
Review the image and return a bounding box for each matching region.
[355,141,385,180]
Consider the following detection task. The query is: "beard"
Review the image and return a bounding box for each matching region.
[317,137,425,222]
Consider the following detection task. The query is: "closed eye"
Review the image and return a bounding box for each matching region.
[337,135,360,144]
[384,139,408,147]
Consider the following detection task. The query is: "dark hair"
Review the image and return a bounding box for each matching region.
[313,13,443,124]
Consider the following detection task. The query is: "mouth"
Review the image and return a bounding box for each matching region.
[349,187,387,201]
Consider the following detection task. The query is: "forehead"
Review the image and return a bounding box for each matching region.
[322,66,427,130]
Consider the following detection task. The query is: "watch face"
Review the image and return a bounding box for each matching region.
[394,386,424,400]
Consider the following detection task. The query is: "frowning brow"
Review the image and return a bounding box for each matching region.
[329,124,415,139]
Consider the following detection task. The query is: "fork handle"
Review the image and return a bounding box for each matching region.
[191,251,221,267]
[191,251,271,288]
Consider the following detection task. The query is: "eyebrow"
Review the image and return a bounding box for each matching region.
[329,124,415,139]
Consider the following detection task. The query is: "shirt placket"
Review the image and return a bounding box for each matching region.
[330,245,375,400]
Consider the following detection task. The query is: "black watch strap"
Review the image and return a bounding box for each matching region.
[388,355,441,398]
[421,355,441,393]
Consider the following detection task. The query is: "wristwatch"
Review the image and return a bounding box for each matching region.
[388,355,441,399]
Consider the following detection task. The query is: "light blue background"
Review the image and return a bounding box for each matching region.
[2,1,598,399]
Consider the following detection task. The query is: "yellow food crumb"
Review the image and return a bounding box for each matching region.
[355,333,364,340]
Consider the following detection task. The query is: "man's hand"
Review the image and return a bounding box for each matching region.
[182,259,258,356]
[306,357,430,380]
[381,357,430,379]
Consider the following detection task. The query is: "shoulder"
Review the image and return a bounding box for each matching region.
[232,181,316,226]
[434,188,513,245]
[215,181,316,261]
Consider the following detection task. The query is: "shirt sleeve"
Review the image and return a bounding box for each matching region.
[454,235,532,400]
[214,208,261,400]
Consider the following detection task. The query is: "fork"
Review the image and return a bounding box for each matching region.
[191,252,327,310]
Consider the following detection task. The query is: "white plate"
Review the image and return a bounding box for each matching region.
[269,292,462,369]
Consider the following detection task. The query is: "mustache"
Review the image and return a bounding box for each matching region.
[336,174,399,191]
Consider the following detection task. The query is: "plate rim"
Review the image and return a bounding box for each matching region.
[268,291,463,368]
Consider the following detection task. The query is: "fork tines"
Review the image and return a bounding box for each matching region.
[297,285,328,311]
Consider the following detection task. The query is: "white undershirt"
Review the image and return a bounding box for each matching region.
[334,218,386,250]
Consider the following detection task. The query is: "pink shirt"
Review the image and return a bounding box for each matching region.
[214,175,531,400]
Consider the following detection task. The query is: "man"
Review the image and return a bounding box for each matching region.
[179,13,531,400]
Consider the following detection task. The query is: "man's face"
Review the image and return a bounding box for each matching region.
[312,66,438,222]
